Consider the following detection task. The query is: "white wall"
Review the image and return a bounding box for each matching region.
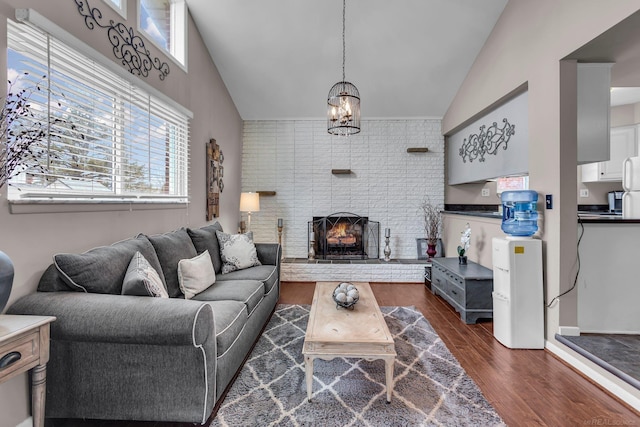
[242,119,444,259]
[0,1,243,425]
[441,213,502,269]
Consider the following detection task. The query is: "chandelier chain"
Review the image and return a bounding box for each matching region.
[342,0,346,82]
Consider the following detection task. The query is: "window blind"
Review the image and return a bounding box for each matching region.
[7,20,190,202]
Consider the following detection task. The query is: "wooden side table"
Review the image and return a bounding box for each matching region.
[0,315,56,427]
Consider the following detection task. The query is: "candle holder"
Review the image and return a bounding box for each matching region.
[384,236,391,262]
[277,219,284,260]
[308,238,316,260]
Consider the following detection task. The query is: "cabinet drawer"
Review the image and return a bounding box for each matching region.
[443,279,465,307]
[432,270,465,307]
[0,331,40,382]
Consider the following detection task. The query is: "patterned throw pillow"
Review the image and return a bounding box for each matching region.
[177,250,216,299]
[215,231,262,274]
[122,251,169,298]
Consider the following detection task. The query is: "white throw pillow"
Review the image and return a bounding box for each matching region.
[177,250,216,299]
[216,231,262,274]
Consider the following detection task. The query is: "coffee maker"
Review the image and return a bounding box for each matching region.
[608,191,623,214]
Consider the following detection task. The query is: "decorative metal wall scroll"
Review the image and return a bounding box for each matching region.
[459,118,515,163]
[75,0,170,80]
[206,139,224,220]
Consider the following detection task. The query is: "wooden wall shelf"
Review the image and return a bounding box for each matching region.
[331,169,352,175]
[407,147,429,153]
[257,191,276,196]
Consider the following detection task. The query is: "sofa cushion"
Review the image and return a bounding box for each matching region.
[193,280,264,316]
[122,251,169,298]
[38,264,76,292]
[216,265,278,295]
[54,235,165,294]
[204,300,248,358]
[216,231,261,274]
[146,229,198,298]
[187,222,224,274]
[178,251,216,300]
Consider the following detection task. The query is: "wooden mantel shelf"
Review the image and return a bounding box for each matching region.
[331,169,352,175]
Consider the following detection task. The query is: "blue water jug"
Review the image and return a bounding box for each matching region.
[501,190,538,236]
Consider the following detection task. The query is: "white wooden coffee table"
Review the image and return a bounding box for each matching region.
[302,281,396,402]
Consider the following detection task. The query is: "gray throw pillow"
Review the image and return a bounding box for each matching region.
[187,222,223,273]
[122,251,169,298]
[216,230,261,274]
[54,235,165,294]
[147,228,198,298]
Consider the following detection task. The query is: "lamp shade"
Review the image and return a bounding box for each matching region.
[240,192,260,212]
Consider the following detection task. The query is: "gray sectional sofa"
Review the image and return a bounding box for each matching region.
[8,222,281,424]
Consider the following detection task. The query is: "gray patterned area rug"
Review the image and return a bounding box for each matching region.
[211,304,505,427]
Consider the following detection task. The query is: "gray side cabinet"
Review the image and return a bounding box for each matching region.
[431,258,493,324]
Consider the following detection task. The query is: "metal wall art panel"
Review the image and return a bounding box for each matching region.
[447,91,528,185]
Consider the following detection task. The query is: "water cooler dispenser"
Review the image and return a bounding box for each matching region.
[492,190,544,349]
[500,190,538,236]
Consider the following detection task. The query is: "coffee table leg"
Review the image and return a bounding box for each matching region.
[384,357,394,403]
[304,355,314,402]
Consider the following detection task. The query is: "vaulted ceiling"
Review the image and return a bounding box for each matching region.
[186,0,509,120]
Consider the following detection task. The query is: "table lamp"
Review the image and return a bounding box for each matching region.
[240,192,260,232]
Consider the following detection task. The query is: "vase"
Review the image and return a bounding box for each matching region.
[458,255,467,265]
[427,243,437,260]
[0,250,14,313]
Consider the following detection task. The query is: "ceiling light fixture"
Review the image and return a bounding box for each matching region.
[327,0,360,136]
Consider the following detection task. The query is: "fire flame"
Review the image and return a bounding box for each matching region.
[328,222,349,238]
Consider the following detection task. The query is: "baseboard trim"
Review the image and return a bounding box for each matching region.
[16,416,32,427]
[546,340,640,412]
[557,326,580,336]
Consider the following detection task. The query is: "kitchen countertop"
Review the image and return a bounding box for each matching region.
[577,212,640,223]
[443,210,501,219]
[444,210,640,223]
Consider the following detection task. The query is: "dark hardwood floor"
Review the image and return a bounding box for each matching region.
[48,281,639,426]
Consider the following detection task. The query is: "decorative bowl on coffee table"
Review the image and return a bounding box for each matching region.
[332,282,359,309]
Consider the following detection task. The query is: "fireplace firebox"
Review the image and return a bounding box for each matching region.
[309,213,380,260]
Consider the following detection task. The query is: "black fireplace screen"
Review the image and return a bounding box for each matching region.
[309,213,379,260]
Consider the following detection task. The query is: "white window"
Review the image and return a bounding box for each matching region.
[6,19,190,204]
[139,0,187,67]
[103,0,127,18]
[496,176,529,194]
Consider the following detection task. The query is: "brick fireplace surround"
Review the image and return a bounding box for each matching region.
[241,119,444,282]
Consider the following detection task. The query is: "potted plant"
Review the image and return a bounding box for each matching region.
[457,223,471,265]
[421,197,442,259]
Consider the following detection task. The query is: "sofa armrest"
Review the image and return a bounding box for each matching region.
[255,243,281,266]
[8,292,214,347]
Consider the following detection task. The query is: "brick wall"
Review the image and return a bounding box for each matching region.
[242,119,444,259]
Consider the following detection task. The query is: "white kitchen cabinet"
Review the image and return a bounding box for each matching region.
[580,125,637,182]
[577,63,613,165]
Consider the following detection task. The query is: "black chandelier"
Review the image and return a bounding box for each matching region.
[327,0,360,136]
